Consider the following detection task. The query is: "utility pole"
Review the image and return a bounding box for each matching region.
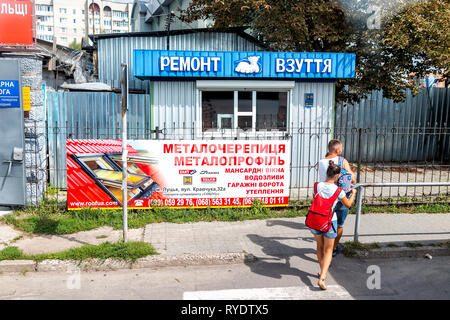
[120,63,129,242]
[165,10,175,50]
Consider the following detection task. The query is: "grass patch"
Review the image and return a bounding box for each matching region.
[341,241,381,257]
[0,241,157,263]
[386,243,400,248]
[2,199,449,236]
[404,241,423,248]
[2,199,307,235]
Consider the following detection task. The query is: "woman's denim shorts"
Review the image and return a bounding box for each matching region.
[309,220,338,239]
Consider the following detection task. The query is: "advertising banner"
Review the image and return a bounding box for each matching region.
[0,0,34,46]
[67,139,291,210]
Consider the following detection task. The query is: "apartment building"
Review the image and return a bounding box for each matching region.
[35,0,133,47]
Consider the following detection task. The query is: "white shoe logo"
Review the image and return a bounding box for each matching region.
[234,56,261,74]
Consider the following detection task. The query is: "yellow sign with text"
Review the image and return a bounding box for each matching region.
[22,87,30,111]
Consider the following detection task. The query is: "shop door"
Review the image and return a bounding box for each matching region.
[0,59,25,206]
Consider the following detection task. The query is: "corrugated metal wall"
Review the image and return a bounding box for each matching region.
[97,32,263,91]
[290,82,335,187]
[335,87,450,162]
[47,91,151,188]
[152,81,197,139]
[47,81,334,189]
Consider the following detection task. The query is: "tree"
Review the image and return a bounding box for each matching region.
[180,0,351,52]
[382,0,449,92]
[69,40,82,51]
[180,0,449,103]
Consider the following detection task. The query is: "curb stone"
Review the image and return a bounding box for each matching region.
[354,246,450,259]
[0,260,36,273]
[0,253,257,273]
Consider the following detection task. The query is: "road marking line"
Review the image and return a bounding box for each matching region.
[183,285,354,300]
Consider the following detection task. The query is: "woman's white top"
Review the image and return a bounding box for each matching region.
[318,156,339,182]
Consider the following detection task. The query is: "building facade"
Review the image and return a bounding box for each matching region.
[35,0,133,47]
[90,29,355,188]
[131,0,210,32]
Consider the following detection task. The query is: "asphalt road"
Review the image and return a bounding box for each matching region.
[0,255,449,300]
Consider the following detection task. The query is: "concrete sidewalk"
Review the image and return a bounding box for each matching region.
[1,214,449,259]
[144,213,450,258]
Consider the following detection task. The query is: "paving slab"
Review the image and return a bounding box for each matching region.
[0,225,23,244]
[143,213,450,259]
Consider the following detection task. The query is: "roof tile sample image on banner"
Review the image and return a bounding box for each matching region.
[67,139,291,209]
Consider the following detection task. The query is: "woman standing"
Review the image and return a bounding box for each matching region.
[310,161,356,290]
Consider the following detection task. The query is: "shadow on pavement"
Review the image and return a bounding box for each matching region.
[244,220,450,298]
[245,233,319,288]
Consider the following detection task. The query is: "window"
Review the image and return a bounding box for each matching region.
[59,8,67,14]
[37,15,53,23]
[256,92,287,131]
[60,27,66,33]
[73,28,77,33]
[104,6,111,17]
[73,9,76,15]
[36,5,52,12]
[202,91,234,130]
[60,17,67,23]
[201,90,288,133]
[73,19,76,24]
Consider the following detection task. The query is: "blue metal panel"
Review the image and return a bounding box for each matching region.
[134,50,356,80]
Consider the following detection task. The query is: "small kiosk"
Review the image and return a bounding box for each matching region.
[92,29,355,189]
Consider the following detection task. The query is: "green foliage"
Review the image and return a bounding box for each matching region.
[382,0,449,87]
[341,241,381,257]
[404,241,423,248]
[0,242,157,263]
[2,200,447,236]
[2,205,306,235]
[68,40,82,50]
[0,246,26,260]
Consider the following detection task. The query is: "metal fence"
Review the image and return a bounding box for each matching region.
[25,120,449,206]
[335,87,450,162]
[27,87,449,206]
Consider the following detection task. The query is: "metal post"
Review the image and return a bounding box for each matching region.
[357,128,362,183]
[121,63,128,242]
[353,185,363,242]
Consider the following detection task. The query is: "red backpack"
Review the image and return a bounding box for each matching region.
[305,182,342,232]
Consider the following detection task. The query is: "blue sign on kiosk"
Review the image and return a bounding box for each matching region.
[305,93,314,108]
[0,80,20,108]
[134,50,356,80]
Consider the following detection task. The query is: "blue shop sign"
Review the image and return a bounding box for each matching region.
[0,80,20,108]
[134,50,356,80]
